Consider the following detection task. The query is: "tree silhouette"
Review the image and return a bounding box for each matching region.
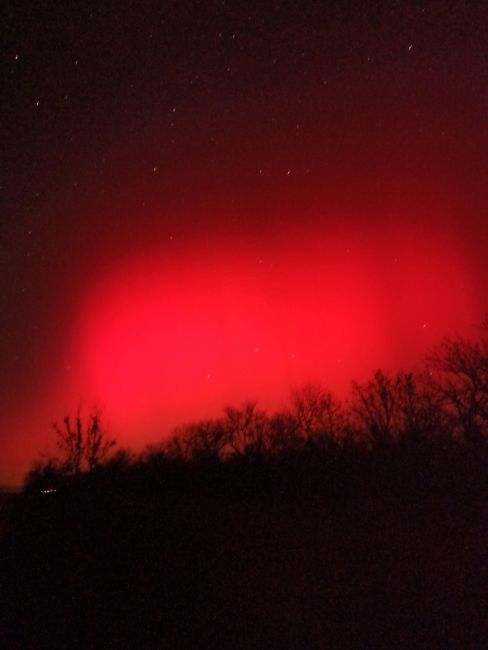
[53,413,116,474]
[168,419,227,460]
[352,370,401,444]
[428,330,488,445]
[289,382,344,443]
[221,401,267,456]
[351,370,448,445]
[395,372,446,442]
[265,412,302,453]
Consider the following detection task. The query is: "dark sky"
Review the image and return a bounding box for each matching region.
[2,1,488,483]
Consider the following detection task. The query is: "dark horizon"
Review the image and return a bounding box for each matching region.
[6,320,485,490]
[2,316,488,485]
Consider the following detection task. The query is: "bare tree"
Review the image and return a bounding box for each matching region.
[351,370,401,444]
[427,329,488,445]
[53,413,116,474]
[266,412,302,453]
[289,382,344,442]
[222,402,267,456]
[161,434,191,461]
[396,371,447,442]
[352,367,458,446]
[169,419,227,460]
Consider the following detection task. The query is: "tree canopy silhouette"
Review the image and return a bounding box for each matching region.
[53,413,116,474]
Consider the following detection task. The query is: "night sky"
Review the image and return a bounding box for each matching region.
[3,1,488,483]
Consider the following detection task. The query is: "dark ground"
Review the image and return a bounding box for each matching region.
[1,447,487,649]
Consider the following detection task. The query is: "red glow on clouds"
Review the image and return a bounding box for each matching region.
[68,220,477,447]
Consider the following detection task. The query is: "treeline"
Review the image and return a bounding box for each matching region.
[160,324,488,457]
[26,325,488,493]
